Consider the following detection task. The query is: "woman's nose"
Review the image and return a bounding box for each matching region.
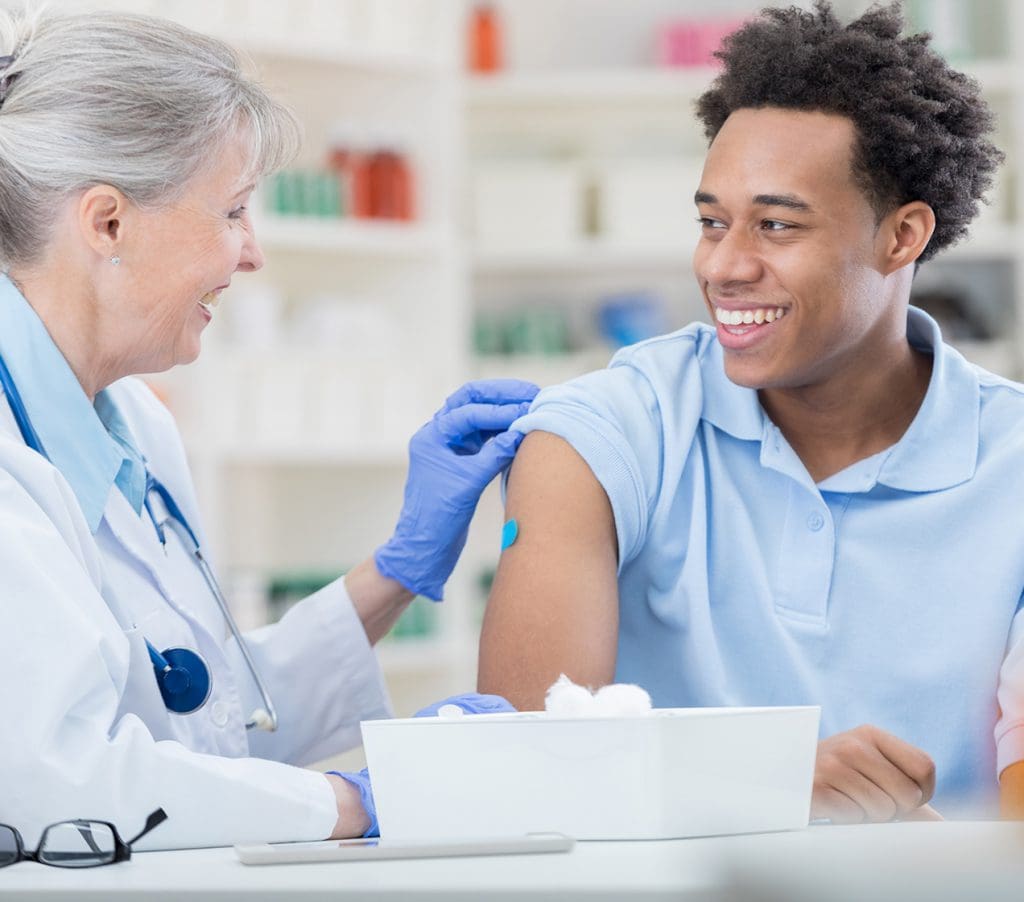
[237,228,264,273]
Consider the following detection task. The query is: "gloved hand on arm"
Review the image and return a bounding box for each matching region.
[327,693,516,837]
[374,379,539,601]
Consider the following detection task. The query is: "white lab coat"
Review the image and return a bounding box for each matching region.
[0,377,392,849]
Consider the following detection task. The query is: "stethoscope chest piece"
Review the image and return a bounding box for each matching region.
[152,647,212,715]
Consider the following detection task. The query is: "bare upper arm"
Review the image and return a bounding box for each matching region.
[477,430,619,710]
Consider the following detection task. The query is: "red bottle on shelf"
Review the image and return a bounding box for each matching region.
[327,129,373,219]
[468,3,503,74]
[368,142,416,222]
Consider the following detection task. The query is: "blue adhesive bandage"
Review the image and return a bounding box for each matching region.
[501,519,519,550]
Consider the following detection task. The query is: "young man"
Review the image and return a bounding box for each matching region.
[478,1,1024,822]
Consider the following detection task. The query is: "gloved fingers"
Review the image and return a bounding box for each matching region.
[472,428,524,468]
[414,692,517,718]
[442,379,540,413]
[434,401,532,450]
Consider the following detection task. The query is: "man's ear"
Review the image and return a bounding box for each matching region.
[877,201,936,274]
[77,185,131,262]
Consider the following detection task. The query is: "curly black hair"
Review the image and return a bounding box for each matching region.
[695,1,1003,262]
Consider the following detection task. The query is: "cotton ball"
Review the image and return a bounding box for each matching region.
[544,674,598,717]
[592,683,652,716]
[437,704,465,720]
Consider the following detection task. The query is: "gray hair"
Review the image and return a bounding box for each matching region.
[0,7,300,268]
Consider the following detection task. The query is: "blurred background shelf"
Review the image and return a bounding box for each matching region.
[239,41,449,76]
[212,444,411,468]
[375,638,464,675]
[944,227,1023,261]
[256,216,451,257]
[465,66,718,106]
[472,243,696,274]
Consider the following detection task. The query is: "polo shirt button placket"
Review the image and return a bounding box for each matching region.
[807,512,825,532]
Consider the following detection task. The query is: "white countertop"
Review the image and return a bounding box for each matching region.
[0,822,1021,901]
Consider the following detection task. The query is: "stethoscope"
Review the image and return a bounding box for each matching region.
[0,352,278,731]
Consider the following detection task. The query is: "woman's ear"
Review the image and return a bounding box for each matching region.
[877,201,936,274]
[77,185,130,262]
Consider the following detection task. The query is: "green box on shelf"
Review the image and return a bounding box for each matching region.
[387,598,438,641]
[268,170,300,216]
[267,170,343,217]
[267,571,437,639]
[475,308,570,357]
[267,570,343,623]
[311,171,342,217]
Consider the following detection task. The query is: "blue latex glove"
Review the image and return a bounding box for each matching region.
[375,379,539,600]
[328,693,516,838]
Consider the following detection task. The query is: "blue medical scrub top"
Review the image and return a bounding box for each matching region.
[0,275,146,532]
[515,307,1024,815]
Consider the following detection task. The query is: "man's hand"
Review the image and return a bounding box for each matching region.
[812,724,941,823]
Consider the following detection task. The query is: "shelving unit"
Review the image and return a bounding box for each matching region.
[465,66,719,106]
[256,216,451,257]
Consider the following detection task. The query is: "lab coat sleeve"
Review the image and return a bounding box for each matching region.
[995,592,1024,778]
[229,578,393,766]
[0,446,339,850]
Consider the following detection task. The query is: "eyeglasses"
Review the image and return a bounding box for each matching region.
[0,809,167,869]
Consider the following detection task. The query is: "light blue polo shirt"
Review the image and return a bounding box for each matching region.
[0,275,147,532]
[515,307,1024,815]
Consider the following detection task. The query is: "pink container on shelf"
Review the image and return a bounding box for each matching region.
[656,17,747,68]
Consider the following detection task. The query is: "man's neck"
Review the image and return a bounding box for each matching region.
[758,332,933,484]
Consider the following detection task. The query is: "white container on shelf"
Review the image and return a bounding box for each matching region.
[362,705,820,842]
[224,285,284,351]
[247,356,317,449]
[597,157,704,251]
[473,159,587,254]
[311,360,367,450]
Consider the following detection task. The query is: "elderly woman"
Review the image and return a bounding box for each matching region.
[0,9,534,851]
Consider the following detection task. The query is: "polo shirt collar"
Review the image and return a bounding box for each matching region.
[699,336,766,442]
[699,307,979,492]
[0,275,147,532]
[874,306,978,492]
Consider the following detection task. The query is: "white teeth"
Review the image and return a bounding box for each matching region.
[714,305,785,326]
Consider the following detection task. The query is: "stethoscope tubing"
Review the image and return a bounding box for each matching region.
[0,350,277,731]
[168,517,279,732]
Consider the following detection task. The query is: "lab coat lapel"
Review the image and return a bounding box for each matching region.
[102,490,226,658]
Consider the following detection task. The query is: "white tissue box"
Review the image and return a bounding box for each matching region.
[361,705,820,842]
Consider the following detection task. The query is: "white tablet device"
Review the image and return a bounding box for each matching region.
[235,833,575,866]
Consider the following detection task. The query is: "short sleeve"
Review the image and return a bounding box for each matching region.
[996,594,1024,777]
[512,356,665,569]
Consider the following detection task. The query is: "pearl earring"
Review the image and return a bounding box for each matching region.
[110,255,121,266]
